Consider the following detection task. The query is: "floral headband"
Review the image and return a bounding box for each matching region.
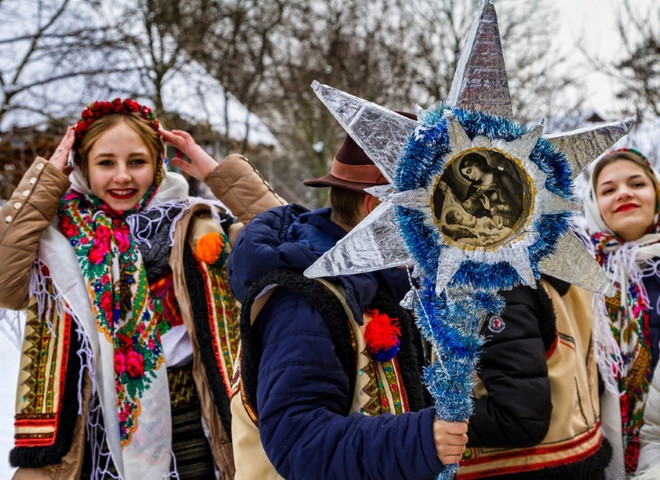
[73,98,160,164]
[612,147,650,164]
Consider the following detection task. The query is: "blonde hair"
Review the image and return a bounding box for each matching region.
[78,113,163,177]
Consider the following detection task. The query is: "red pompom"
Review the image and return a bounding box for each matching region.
[364,309,401,352]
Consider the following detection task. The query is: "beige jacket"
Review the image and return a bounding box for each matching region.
[639,364,660,472]
[458,280,605,479]
[0,153,284,480]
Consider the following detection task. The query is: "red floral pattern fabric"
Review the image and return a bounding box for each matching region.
[58,188,165,446]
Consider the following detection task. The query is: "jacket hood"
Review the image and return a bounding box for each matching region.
[227,204,410,320]
[228,204,338,301]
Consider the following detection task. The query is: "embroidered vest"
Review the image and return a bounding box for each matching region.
[10,274,83,468]
[231,271,426,480]
[457,280,604,479]
[10,214,240,475]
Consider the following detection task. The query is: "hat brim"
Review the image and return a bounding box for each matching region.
[303,174,387,193]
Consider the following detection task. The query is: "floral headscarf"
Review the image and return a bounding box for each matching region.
[56,101,186,479]
[583,148,660,473]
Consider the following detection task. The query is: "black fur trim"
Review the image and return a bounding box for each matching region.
[240,270,428,416]
[531,284,558,353]
[240,270,356,416]
[543,275,571,296]
[369,291,426,411]
[183,242,232,440]
[484,438,611,480]
[9,321,82,468]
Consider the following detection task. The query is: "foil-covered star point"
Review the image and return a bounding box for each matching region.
[304,79,632,294]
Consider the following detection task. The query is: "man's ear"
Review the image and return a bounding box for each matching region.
[363,194,380,215]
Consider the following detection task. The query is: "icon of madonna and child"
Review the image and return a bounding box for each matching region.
[433,150,529,247]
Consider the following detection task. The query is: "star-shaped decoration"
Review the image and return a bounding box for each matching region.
[305,0,633,298]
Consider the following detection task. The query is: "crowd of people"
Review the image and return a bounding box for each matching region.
[0,98,658,480]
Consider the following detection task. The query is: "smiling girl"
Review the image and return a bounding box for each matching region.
[0,99,283,480]
[584,148,660,477]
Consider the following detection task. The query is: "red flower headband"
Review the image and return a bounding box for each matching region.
[73,98,160,154]
[613,147,650,165]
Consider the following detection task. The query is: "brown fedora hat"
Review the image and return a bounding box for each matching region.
[303,134,387,193]
[304,111,416,193]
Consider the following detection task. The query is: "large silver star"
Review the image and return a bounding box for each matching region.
[305,0,633,296]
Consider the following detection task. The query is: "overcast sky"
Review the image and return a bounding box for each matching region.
[552,0,656,115]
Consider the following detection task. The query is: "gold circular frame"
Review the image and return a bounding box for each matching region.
[431,147,535,250]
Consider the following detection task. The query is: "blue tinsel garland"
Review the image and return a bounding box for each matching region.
[393,107,573,479]
[396,106,573,289]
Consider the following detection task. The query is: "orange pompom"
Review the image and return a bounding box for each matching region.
[194,232,225,264]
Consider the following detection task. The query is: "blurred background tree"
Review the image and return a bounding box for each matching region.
[0,0,656,207]
[582,0,658,118]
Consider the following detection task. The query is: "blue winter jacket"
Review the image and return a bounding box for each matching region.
[228,204,444,480]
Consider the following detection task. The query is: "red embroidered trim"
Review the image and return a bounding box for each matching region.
[14,313,72,448]
[14,414,56,422]
[15,435,57,447]
[390,357,410,412]
[460,421,602,468]
[196,260,232,399]
[458,435,603,479]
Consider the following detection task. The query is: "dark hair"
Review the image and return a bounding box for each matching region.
[459,152,490,180]
[330,186,366,229]
[592,150,657,193]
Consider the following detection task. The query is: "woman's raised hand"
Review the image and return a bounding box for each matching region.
[159,128,218,181]
[49,126,75,174]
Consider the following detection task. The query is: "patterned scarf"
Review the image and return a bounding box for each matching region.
[585,171,660,473]
[55,162,183,479]
[590,230,660,472]
[58,186,166,446]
